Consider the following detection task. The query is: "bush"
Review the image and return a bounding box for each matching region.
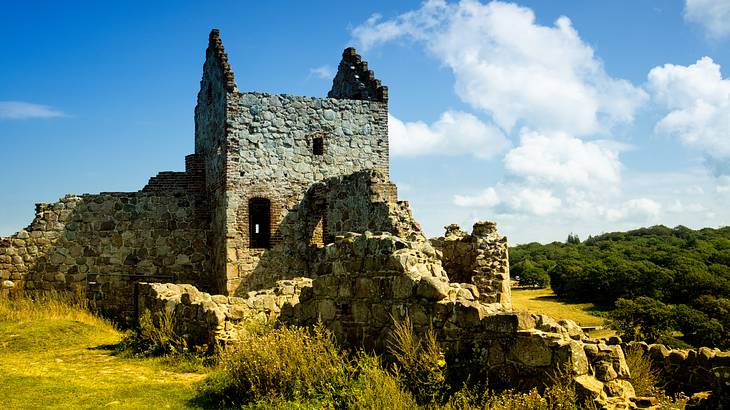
[118,309,188,357]
[624,346,661,396]
[387,316,448,405]
[347,354,418,410]
[196,323,352,407]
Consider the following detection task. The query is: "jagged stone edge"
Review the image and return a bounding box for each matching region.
[208,29,237,92]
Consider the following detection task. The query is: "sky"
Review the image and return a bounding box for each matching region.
[1,0,730,245]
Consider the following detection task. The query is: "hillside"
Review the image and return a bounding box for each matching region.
[510,225,730,348]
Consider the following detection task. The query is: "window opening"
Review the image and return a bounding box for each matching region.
[313,136,324,155]
[249,198,271,248]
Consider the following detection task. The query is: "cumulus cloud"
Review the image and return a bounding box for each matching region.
[504,131,624,188]
[453,183,561,216]
[309,65,334,79]
[389,111,510,158]
[684,0,730,39]
[604,198,661,222]
[452,128,624,217]
[503,186,562,216]
[0,101,64,119]
[648,57,730,171]
[353,0,647,136]
[454,187,499,207]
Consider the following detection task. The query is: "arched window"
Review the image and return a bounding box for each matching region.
[249,198,271,248]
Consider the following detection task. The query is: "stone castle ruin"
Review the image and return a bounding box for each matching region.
[1,30,648,407]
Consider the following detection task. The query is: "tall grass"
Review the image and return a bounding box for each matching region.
[387,316,448,405]
[196,323,353,406]
[195,322,419,408]
[0,290,109,327]
[118,309,189,357]
[624,345,661,396]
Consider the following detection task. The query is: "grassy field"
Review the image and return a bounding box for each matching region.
[511,288,615,338]
[0,295,205,409]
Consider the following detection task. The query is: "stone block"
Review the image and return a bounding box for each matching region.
[553,339,589,375]
[509,334,553,367]
[416,276,449,300]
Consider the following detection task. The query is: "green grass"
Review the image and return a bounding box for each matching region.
[511,288,615,338]
[0,295,206,409]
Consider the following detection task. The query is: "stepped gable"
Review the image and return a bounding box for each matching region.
[328,47,388,102]
[207,29,237,92]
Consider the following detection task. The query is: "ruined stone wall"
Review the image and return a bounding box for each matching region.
[431,222,511,308]
[137,229,636,406]
[0,192,211,321]
[625,341,730,397]
[278,232,634,405]
[136,279,312,349]
[219,90,389,294]
[222,169,412,296]
[193,29,236,295]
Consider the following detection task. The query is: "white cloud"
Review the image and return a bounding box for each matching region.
[454,187,499,207]
[604,198,661,222]
[504,130,624,188]
[453,183,561,216]
[0,101,64,119]
[684,0,730,39]
[389,111,510,158]
[667,199,706,213]
[353,0,647,136]
[309,65,334,79]
[504,186,562,216]
[648,57,730,168]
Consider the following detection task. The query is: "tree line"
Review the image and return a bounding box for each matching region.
[510,225,730,349]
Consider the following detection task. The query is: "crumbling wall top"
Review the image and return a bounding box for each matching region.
[207,29,237,93]
[328,47,388,102]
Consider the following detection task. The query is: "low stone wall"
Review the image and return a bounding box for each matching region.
[431,222,511,308]
[136,278,312,349]
[625,341,730,398]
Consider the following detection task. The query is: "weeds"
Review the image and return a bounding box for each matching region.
[387,316,448,405]
[117,309,189,357]
[624,345,661,396]
[195,323,352,407]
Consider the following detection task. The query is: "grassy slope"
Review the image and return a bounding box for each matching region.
[0,298,205,409]
[511,288,615,338]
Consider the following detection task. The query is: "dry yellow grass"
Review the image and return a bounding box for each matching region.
[0,293,206,409]
[510,288,614,337]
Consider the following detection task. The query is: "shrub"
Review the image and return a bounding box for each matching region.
[195,323,352,407]
[623,346,661,396]
[118,309,188,357]
[347,354,418,410]
[387,316,448,405]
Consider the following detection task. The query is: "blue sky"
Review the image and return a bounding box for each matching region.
[1,0,730,244]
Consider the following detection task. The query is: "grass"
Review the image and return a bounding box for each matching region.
[0,293,206,409]
[511,288,615,338]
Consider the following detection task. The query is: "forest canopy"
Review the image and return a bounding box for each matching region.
[509,225,730,348]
